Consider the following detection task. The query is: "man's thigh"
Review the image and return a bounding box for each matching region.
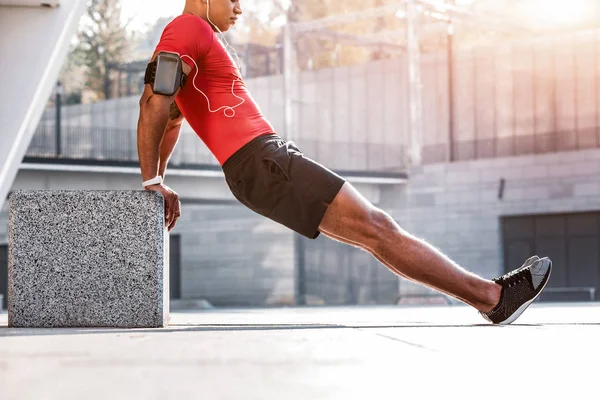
[224,135,346,239]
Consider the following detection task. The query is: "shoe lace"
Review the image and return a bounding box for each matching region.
[494,268,529,288]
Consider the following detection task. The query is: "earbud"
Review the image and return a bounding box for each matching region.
[206,0,243,73]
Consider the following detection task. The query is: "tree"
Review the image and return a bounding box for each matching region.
[75,0,132,100]
[286,0,404,70]
[56,41,86,104]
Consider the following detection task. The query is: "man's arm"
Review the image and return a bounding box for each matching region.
[158,101,185,179]
[137,85,173,182]
[137,52,191,182]
[137,52,191,231]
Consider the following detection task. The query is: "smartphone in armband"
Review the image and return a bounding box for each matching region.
[145,52,188,96]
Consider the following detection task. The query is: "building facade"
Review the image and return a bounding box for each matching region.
[2,27,600,309]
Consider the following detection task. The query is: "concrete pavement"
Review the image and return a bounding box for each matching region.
[1,303,598,399]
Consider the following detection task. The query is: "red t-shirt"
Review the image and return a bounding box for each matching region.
[155,15,274,165]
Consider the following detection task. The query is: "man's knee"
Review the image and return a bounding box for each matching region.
[361,207,396,249]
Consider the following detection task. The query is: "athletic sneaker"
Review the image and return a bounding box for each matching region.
[481,257,552,325]
[517,255,539,272]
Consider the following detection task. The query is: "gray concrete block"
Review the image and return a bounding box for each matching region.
[574,182,600,197]
[521,165,548,180]
[478,168,503,183]
[444,190,480,205]
[505,186,550,200]
[446,162,473,174]
[447,170,480,184]
[582,148,600,160]
[553,150,589,164]
[480,188,501,203]
[479,167,522,183]
[572,161,600,176]
[419,220,447,234]
[422,163,448,174]
[8,190,168,328]
[548,182,574,199]
[409,193,436,207]
[554,165,582,179]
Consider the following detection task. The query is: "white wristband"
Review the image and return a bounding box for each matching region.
[143,176,163,188]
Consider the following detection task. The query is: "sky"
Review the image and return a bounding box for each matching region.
[118,0,470,33]
[119,0,289,38]
[119,0,279,33]
[119,0,597,34]
[120,0,184,32]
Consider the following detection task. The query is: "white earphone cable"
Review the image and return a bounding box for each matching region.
[207,0,244,76]
[179,0,245,118]
[180,54,245,118]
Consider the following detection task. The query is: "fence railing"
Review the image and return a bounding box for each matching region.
[28,124,600,169]
[26,125,410,172]
[27,125,218,167]
[31,27,600,169]
[422,129,600,164]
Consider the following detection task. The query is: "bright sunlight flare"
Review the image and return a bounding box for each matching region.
[524,0,593,26]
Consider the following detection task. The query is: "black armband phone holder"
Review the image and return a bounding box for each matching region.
[144,52,188,96]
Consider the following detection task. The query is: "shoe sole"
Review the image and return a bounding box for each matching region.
[498,259,552,325]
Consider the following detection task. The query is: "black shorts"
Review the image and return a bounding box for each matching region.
[222,134,346,239]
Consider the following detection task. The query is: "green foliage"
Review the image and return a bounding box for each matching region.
[74,0,132,100]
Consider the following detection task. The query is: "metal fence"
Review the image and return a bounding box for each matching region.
[282,3,413,171]
[281,3,600,167]
[437,29,600,163]
[27,125,217,167]
[26,124,409,173]
[28,91,408,172]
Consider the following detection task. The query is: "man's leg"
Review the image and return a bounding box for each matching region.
[318,183,501,312]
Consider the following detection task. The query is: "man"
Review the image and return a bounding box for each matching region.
[137,0,551,324]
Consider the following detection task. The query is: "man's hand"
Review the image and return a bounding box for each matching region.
[145,184,181,231]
